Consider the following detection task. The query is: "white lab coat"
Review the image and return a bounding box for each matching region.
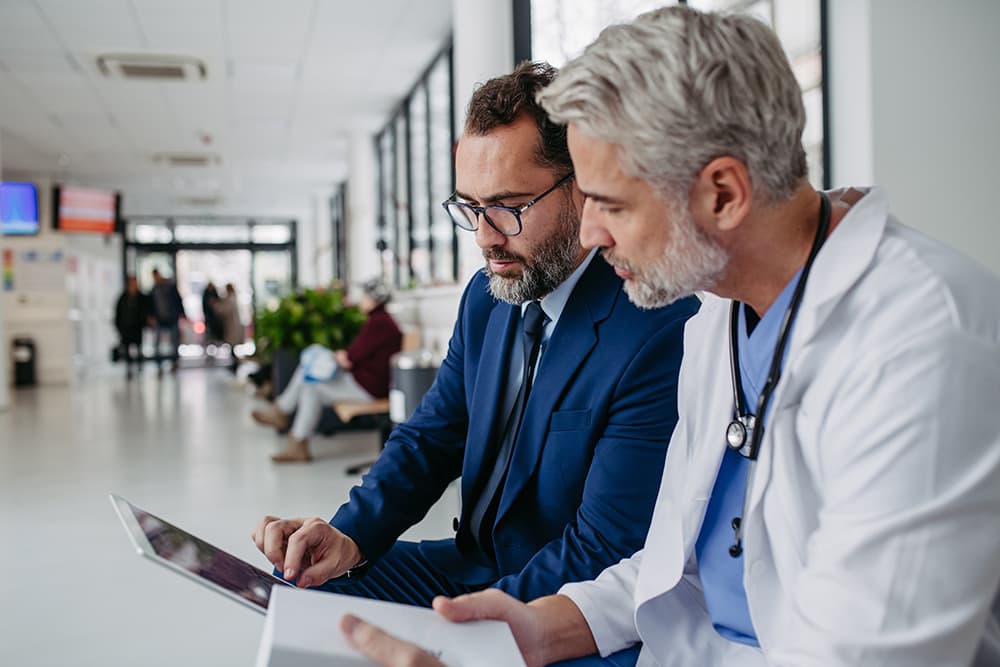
[561,188,1000,666]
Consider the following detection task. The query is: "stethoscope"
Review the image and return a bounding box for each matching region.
[726,192,831,558]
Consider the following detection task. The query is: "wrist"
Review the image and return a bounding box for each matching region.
[528,594,597,665]
[342,535,367,577]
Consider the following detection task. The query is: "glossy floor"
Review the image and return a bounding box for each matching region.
[0,367,458,666]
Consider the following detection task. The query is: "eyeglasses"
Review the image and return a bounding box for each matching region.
[441,172,574,237]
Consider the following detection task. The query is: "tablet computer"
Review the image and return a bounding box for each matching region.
[110,493,292,614]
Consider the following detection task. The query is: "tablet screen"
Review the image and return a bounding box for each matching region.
[111,494,291,612]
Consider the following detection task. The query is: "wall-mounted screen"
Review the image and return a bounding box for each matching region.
[0,182,40,236]
[53,185,120,234]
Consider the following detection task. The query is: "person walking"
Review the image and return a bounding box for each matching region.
[114,274,148,380]
[213,283,244,374]
[149,268,185,375]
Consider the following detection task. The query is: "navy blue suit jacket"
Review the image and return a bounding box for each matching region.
[331,255,699,600]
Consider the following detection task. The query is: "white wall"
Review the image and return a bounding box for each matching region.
[63,232,122,377]
[450,0,515,286]
[347,131,380,286]
[828,0,1000,275]
[0,175,75,385]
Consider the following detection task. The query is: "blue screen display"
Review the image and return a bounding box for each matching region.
[0,182,40,236]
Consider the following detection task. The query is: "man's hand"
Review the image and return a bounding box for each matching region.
[251,515,363,587]
[433,589,547,667]
[341,615,445,667]
[339,590,592,667]
[334,349,352,370]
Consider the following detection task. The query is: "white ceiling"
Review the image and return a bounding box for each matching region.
[0,0,452,217]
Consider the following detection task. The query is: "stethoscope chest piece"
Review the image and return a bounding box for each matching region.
[726,415,755,453]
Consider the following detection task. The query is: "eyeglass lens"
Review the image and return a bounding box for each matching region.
[446,204,520,236]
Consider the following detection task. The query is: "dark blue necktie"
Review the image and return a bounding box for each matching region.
[469,301,547,557]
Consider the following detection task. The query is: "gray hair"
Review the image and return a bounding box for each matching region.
[538,5,807,204]
[361,278,392,306]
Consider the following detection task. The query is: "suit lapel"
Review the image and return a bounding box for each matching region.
[496,257,618,520]
[461,302,519,506]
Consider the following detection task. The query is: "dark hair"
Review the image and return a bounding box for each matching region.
[464,61,571,174]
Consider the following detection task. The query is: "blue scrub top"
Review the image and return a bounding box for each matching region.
[694,270,802,646]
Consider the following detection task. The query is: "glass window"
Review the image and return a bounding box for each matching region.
[531,0,671,67]
[685,0,826,188]
[330,183,347,282]
[251,224,292,244]
[375,45,457,288]
[394,114,410,288]
[253,251,292,313]
[378,128,397,283]
[531,0,825,189]
[409,83,432,287]
[173,224,250,244]
[133,224,173,244]
[428,52,455,284]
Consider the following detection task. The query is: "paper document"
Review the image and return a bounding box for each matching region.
[256,587,526,667]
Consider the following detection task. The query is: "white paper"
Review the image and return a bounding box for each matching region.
[256,587,526,667]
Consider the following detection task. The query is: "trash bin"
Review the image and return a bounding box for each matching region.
[12,337,36,387]
[389,350,441,424]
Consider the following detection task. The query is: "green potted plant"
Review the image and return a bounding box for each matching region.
[254,287,366,395]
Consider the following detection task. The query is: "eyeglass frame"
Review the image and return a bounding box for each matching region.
[441,171,575,237]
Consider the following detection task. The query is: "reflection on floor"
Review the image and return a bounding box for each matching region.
[0,366,458,667]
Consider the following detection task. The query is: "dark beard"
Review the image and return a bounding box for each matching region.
[485,204,582,304]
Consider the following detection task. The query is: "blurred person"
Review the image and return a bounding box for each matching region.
[113,274,148,380]
[343,7,1000,666]
[213,283,244,374]
[252,279,402,462]
[250,63,698,610]
[149,268,185,375]
[201,282,224,348]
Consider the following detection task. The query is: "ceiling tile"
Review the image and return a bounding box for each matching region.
[23,75,105,115]
[35,0,145,52]
[0,49,82,77]
[225,0,314,60]
[0,1,60,51]
[0,0,453,215]
[132,0,225,53]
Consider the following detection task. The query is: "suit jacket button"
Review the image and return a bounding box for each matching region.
[452,517,459,532]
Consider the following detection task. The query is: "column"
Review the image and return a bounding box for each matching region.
[347,130,378,286]
[451,0,516,284]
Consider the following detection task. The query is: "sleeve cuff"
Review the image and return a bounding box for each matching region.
[559,578,641,657]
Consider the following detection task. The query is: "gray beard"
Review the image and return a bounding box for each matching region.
[605,206,728,310]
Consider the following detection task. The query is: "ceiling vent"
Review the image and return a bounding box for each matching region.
[97,53,207,81]
[177,195,222,207]
[153,152,221,168]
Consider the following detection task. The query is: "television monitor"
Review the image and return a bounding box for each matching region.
[53,185,121,234]
[0,182,40,236]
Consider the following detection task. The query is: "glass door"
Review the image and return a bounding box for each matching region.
[252,251,292,313]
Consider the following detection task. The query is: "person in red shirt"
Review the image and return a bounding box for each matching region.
[253,279,402,463]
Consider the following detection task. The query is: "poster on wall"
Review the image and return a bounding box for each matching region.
[2,248,13,290]
[1,248,67,292]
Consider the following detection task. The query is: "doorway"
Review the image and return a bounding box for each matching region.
[123,217,298,367]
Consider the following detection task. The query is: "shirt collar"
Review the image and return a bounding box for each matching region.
[521,247,599,326]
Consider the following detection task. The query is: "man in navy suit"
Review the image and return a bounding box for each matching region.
[251,62,698,606]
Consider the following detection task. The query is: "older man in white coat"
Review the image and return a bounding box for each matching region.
[338,6,1000,667]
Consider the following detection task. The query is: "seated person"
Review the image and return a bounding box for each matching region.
[252,279,402,463]
[250,62,698,606]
